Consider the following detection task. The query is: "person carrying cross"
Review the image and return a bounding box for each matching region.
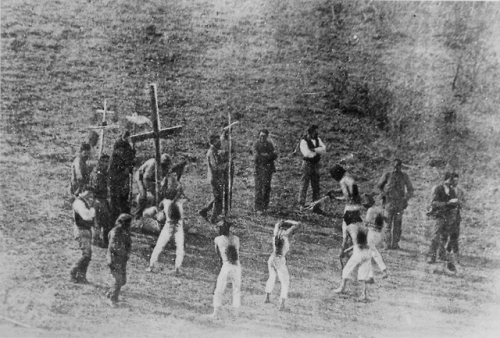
[199,134,229,224]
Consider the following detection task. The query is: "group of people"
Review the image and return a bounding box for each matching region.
[67,123,464,313]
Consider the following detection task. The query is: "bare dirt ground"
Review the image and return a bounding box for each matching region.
[1,0,500,337]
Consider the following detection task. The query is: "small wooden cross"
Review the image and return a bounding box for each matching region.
[130,84,183,204]
[89,99,119,157]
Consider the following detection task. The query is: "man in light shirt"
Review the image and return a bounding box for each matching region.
[298,125,326,214]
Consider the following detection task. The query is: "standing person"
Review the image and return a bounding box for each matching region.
[106,213,132,308]
[211,218,241,319]
[134,154,172,219]
[198,134,228,224]
[328,164,364,232]
[334,218,373,301]
[219,128,234,215]
[89,154,113,247]
[362,194,389,279]
[253,129,278,214]
[446,172,463,264]
[298,125,326,214]
[264,220,301,311]
[376,159,414,250]
[109,130,135,222]
[70,143,91,197]
[70,188,96,284]
[426,172,459,264]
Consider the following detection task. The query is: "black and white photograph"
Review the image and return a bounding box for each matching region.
[1,0,500,337]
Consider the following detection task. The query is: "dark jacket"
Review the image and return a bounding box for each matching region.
[109,138,135,188]
[253,140,277,173]
[107,226,132,265]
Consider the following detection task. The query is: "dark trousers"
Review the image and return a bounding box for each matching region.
[254,168,273,211]
[383,202,404,248]
[109,183,130,222]
[71,227,92,280]
[93,199,113,248]
[298,161,320,206]
[109,260,127,302]
[428,217,451,260]
[200,179,225,223]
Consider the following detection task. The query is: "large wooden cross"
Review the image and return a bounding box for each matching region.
[88,99,119,157]
[130,84,182,204]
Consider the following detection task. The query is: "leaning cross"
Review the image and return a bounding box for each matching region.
[130,84,182,204]
[88,99,119,157]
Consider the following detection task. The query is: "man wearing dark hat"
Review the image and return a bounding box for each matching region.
[426,172,459,264]
[70,143,91,197]
[376,159,414,250]
[298,125,326,214]
[253,129,278,214]
[109,130,136,222]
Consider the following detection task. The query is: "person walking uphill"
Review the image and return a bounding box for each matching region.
[298,125,326,214]
[109,130,135,222]
[376,159,414,250]
[253,129,278,214]
[106,213,132,308]
[70,187,96,284]
[426,172,460,264]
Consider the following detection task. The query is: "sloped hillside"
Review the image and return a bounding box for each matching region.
[1,0,500,337]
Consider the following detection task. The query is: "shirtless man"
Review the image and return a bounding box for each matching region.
[334,219,373,301]
[211,218,241,319]
[264,220,301,311]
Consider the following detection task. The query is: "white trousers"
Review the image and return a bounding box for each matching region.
[342,246,373,281]
[367,230,387,272]
[265,255,290,299]
[149,221,184,270]
[213,262,241,308]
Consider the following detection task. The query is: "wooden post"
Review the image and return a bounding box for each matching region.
[227,110,232,215]
[129,86,183,206]
[149,84,162,205]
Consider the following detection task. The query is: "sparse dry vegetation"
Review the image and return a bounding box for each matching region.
[1,0,500,337]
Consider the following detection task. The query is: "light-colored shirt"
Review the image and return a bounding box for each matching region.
[299,137,326,158]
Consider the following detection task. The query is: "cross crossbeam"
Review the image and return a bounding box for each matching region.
[129,84,183,204]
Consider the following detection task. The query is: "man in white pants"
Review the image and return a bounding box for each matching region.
[147,189,187,274]
[212,218,241,319]
[334,220,373,301]
[264,220,301,311]
[362,194,389,279]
